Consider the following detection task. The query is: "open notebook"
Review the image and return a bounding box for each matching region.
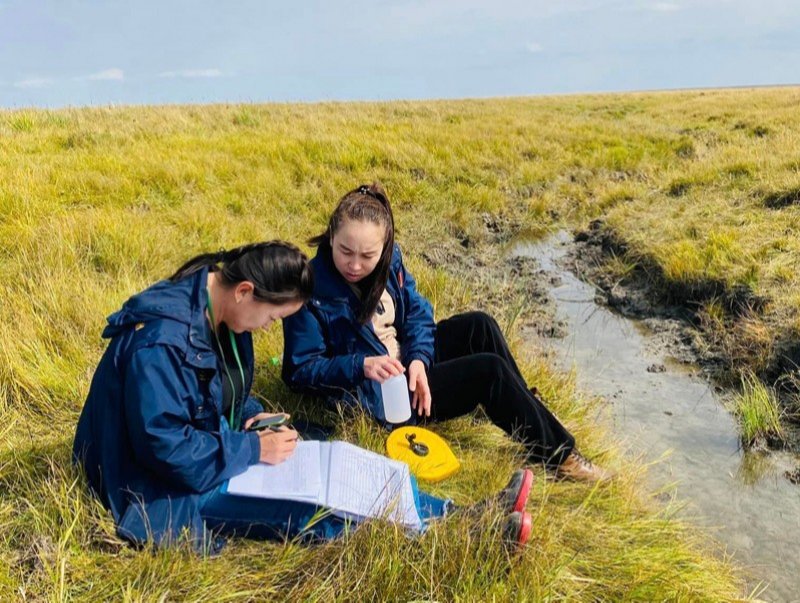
[224,441,422,529]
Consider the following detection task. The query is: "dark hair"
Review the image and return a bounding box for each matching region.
[309,182,394,324]
[169,241,314,305]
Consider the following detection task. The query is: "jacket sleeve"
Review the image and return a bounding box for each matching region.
[123,345,261,494]
[282,304,366,390]
[397,251,436,368]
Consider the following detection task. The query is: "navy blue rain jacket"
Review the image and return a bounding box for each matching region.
[73,267,263,550]
[282,245,435,422]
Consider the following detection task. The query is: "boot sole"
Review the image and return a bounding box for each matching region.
[512,468,534,513]
[516,511,532,548]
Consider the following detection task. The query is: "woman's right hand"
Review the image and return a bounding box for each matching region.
[257,426,299,465]
[364,355,405,383]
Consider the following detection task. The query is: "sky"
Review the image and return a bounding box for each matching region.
[1,0,799,108]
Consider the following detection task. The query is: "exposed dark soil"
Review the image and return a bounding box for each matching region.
[762,187,800,209]
[785,466,800,485]
[417,216,559,337]
[573,221,769,319]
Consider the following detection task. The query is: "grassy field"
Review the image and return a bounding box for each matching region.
[4,90,793,600]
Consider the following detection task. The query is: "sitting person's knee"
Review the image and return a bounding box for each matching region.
[462,310,498,331]
[471,352,508,379]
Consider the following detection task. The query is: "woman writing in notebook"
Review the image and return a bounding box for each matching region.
[282,183,610,482]
[74,241,533,553]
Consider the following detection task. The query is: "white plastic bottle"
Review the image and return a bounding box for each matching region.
[380,374,412,423]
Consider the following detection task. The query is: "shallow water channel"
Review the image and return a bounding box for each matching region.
[515,233,800,602]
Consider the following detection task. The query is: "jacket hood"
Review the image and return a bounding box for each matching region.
[103,268,209,339]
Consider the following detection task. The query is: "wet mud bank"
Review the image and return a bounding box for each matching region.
[570,220,800,452]
[417,216,560,334]
[513,232,800,602]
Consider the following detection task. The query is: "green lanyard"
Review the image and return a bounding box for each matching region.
[205,293,246,429]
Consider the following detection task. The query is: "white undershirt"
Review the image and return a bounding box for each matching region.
[371,289,400,360]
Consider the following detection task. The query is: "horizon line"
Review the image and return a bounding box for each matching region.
[2,82,799,113]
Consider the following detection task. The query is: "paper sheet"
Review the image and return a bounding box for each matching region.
[326,442,421,529]
[226,440,322,503]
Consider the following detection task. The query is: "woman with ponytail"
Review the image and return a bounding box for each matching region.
[73,242,341,552]
[283,184,611,483]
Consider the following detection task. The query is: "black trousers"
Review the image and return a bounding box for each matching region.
[427,311,575,468]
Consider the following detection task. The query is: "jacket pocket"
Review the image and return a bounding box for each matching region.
[192,369,217,431]
[191,405,215,432]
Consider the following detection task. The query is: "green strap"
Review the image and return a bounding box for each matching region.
[205,292,246,430]
[228,327,247,424]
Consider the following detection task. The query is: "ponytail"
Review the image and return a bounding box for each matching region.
[169,250,227,282]
[169,241,314,304]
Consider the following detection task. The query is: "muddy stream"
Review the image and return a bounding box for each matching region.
[515,232,800,602]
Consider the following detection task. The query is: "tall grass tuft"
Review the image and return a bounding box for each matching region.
[734,373,784,446]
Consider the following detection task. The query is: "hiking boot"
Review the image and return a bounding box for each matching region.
[498,468,534,513]
[503,511,532,550]
[446,468,534,520]
[555,450,612,483]
[463,468,534,516]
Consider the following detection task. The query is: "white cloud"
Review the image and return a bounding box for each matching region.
[158,68,224,79]
[83,68,124,81]
[525,42,543,53]
[648,2,680,11]
[13,77,53,89]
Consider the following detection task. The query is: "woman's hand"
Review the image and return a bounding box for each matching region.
[244,413,298,465]
[364,355,405,383]
[256,426,299,465]
[408,359,432,417]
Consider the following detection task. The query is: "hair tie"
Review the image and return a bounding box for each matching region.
[356,185,387,206]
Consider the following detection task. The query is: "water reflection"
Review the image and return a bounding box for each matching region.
[737,451,775,487]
